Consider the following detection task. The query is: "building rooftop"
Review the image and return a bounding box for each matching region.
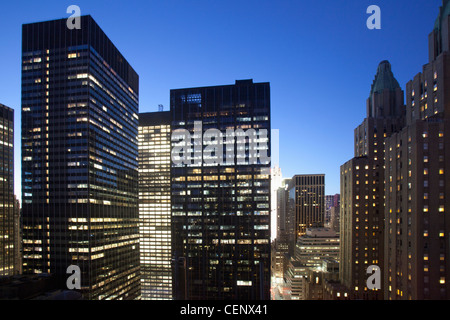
[369,60,401,97]
[0,274,82,300]
[434,0,450,31]
[304,227,338,238]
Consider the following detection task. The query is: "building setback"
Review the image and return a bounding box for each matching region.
[284,228,339,300]
[170,79,271,300]
[21,16,140,300]
[138,111,172,300]
[0,104,15,276]
[340,60,405,300]
[384,0,450,300]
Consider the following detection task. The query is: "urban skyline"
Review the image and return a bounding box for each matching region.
[0,0,449,305]
[0,0,442,201]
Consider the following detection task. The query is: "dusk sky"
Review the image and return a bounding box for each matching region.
[0,0,441,200]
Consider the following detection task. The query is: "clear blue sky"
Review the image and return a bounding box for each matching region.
[0,0,442,200]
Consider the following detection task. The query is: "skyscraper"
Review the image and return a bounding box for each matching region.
[138,111,172,300]
[276,178,292,243]
[170,79,271,300]
[325,194,340,229]
[340,60,405,300]
[270,166,282,240]
[0,103,15,276]
[384,0,450,300]
[273,178,291,282]
[286,174,325,255]
[21,16,140,300]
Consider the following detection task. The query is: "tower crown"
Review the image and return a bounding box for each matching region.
[369,60,401,98]
[434,0,450,31]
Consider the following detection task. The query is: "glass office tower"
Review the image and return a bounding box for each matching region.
[21,16,140,300]
[0,104,15,276]
[138,111,172,299]
[170,79,271,300]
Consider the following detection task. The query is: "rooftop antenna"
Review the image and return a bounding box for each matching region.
[158,104,164,112]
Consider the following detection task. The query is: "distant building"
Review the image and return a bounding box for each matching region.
[310,259,340,300]
[295,228,340,268]
[287,175,325,255]
[323,280,350,300]
[284,260,307,300]
[273,178,291,282]
[13,197,21,275]
[325,194,339,227]
[329,205,340,233]
[276,178,291,242]
[0,104,14,276]
[283,227,339,300]
[271,166,282,240]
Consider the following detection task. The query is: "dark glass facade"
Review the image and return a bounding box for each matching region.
[21,16,140,300]
[0,104,15,276]
[170,79,271,300]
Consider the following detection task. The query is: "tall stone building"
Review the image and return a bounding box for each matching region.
[340,60,405,299]
[384,0,450,300]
